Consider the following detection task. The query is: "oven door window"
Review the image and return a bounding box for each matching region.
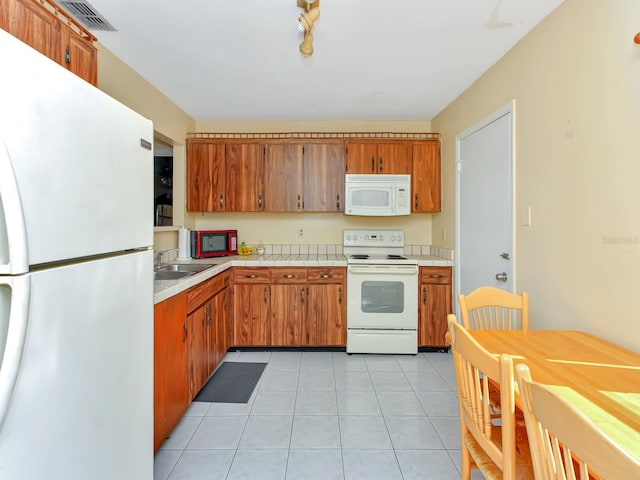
[361,281,404,313]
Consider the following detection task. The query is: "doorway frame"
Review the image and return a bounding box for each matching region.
[454,100,516,314]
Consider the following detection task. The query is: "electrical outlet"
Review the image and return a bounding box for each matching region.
[298,228,304,238]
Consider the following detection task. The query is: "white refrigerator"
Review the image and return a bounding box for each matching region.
[0,30,154,478]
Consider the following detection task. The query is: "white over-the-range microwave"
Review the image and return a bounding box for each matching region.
[344,174,411,216]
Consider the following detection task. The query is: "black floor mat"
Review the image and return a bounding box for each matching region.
[194,362,267,403]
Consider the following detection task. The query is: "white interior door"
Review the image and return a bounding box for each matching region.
[455,102,515,304]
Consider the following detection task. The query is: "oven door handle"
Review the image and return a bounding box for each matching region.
[348,265,418,275]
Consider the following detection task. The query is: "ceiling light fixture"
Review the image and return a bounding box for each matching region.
[297,0,320,58]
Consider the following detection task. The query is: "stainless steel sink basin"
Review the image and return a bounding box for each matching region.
[153,270,193,281]
[153,263,216,281]
[156,263,215,274]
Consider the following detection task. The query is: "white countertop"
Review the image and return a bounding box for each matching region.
[153,254,454,304]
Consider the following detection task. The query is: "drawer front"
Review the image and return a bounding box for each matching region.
[270,268,308,284]
[233,267,271,283]
[420,266,452,284]
[307,267,345,284]
[186,272,230,313]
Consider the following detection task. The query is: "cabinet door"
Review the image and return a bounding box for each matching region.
[345,142,377,173]
[4,0,62,62]
[307,283,346,346]
[233,283,270,345]
[378,143,411,174]
[186,142,225,212]
[154,293,188,451]
[188,303,209,399]
[214,286,230,365]
[61,26,97,85]
[264,143,304,211]
[303,142,344,212]
[270,284,305,346]
[412,141,441,212]
[419,267,452,347]
[226,143,265,211]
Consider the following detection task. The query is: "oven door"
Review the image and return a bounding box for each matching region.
[347,264,418,329]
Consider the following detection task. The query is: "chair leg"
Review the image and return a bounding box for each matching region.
[461,442,472,480]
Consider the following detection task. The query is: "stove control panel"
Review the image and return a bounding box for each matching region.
[343,229,404,247]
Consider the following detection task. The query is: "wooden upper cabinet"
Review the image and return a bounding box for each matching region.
[303,142,344,212]
[344,142,378,174]
[3,0,62,61]
[1,0,97,85]
[264,143,304,211]
[186,141,225,212]
[412,140,441,212]
[62,26,97,85]
[345,141,411,174]
[226,143,265,212]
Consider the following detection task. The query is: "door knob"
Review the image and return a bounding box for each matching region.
[495,272,508,282]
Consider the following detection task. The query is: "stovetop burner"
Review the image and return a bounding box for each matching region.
[343,229,418,265]
[350,254,369,260]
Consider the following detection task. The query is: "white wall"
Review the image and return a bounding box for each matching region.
[432,0,640,351]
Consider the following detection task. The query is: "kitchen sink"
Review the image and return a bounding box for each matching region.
[153,270,193,281]
[153,263,216,281]
[156,263,216,274]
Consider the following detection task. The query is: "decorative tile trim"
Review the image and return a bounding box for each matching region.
[187,132,440,140]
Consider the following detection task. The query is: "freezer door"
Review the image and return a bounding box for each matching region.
[0,30,153,273]
[0,250,153,479]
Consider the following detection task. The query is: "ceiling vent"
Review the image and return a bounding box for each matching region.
[60,1,116,31]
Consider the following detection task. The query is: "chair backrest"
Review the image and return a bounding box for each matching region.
[448,315,517,478]
[458,286,529,331]
[515,363,640,480]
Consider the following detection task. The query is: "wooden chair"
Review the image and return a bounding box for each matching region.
[448,315,533,480]
[458,286,529,331]
[515,363,640,480]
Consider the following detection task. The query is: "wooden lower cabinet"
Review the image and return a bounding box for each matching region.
[233,267,346,347]
[154,271,231,451]
[418,267,452,347]
[233,268,271,345]
[154,292,188,451]
[307,268,346,346]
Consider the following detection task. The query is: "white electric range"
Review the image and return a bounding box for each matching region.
[344,229,418,354]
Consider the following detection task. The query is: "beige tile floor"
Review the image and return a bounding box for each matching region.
[154,350,485,480]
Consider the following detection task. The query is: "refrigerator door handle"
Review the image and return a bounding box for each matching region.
[0,276,30,429]
[0,137,29,274]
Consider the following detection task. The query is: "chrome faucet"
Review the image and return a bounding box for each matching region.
[154,248,179,268]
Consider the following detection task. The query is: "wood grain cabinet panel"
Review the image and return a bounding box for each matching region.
[345,141,411,174]
[419,267,452,347]
[62,26,97,85]
[154,292,188,451]
[186,141,225,212]
[270,284,306,345]
[307,283,345,346]
[226,143,265,211]
[412,140,441,212]
[303,142,344,212]
[1,0,97,85]
[264,143,304,211]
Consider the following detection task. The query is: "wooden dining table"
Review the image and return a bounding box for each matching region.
[469,329,640,463]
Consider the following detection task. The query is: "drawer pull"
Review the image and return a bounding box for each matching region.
[430,274,445,279]
[246,274,259,279]
[319,274,332,279]
[283,274,296,279]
